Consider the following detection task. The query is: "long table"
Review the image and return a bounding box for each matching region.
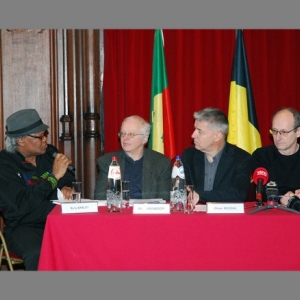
[38,203,300,271]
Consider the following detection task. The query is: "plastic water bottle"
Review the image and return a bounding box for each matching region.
[170,155,186,211]
[107,156,122,212]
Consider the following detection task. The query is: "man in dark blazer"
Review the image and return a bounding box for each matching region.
[182,107,252,204]
[94,115,171,200]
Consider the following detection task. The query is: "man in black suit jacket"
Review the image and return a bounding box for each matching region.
[182,107,252,204]
[94,115,171,200]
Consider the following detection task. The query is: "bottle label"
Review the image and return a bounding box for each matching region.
[171,166,185,179]
[108,166,121,179]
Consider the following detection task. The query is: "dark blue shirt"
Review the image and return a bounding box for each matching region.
[124,154,144,199]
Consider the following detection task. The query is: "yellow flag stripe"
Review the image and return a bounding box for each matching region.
[227,82,262,154]
[151,92,164,152]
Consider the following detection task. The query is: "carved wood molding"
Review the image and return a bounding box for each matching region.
[6,29,45,34]
[84,112,100,139]
[59,114,74,141]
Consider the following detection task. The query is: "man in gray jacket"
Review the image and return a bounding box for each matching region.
[94,115,171,200]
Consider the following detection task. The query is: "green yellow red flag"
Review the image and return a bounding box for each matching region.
[149,29,176,159]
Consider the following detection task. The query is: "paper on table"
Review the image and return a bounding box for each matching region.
[194,204,207,212]
[52,188,76,203]
[52,199,103,206]
[57,188,70,202]
[129,199,166,206]
[52,188,103,206]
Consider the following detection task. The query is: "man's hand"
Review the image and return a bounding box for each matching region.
[52,153,72,180]
[61,186,73,200]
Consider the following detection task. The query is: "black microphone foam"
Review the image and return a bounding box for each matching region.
[46,145,76,172]
[253,167,269,202]
[256,178,263,196]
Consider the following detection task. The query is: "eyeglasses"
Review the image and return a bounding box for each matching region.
[118,132,144,138]
[269,127,299,137]
[27,130,49,140]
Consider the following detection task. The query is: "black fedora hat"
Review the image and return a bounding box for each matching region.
[5,109,49,137]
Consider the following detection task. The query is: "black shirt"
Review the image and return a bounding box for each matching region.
[252,144,300,197]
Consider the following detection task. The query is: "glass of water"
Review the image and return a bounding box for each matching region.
[184,185,194,214]
[72,182,82,203]
[122,181,130,208]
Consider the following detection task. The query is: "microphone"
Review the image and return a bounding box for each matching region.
[46,145,76,172]
[253,167,269,202]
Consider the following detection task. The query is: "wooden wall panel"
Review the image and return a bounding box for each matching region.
[82,30,101,199]
[56,29,101,199]
[1,29,53,143]
[0,29,103,199]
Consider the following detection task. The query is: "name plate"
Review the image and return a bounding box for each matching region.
[61,201,98,214]
[206,202,244,214]
[133,203,170,214]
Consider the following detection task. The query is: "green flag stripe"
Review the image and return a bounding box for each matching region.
[151,29,168,96]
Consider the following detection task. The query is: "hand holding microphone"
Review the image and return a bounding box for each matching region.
[46,145,75,180]
[52,153,73,179]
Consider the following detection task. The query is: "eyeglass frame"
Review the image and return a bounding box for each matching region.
[118,132,144,138]
[27,130,49,140]
[269,126,299,137]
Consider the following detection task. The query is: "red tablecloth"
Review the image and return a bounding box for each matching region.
[38,203,300,271]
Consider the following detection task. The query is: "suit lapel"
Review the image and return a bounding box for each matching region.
[193,151,205,188]
[213,144,233,187]
[142,149,154,195]
[118,150,126,179]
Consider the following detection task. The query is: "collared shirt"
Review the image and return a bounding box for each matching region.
[204,147,224,191]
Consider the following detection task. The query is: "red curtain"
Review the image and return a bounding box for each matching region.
[103,29,300,157]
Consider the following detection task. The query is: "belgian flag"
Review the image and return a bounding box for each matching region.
[149,29,176,159]
[227,29,262,154]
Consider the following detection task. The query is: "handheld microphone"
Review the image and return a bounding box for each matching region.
[46,145,76,172]
[253,167,269,202]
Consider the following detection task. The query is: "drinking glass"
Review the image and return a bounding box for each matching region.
[122,181,130,208]
[72,182,82,203]
[184,185,194,214]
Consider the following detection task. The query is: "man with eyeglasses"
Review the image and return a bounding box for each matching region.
[94,115,171,200]
[0,108,77,270]
[252,107,300,209]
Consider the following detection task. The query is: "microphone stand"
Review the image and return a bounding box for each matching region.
[248,181,299,214]
[248,199,299,214]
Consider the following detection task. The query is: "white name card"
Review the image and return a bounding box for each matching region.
[206,202,244,214]
[133,203,170,214]
[61,201,98,214]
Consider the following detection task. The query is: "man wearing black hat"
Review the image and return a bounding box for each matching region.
[0,109,77,270]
